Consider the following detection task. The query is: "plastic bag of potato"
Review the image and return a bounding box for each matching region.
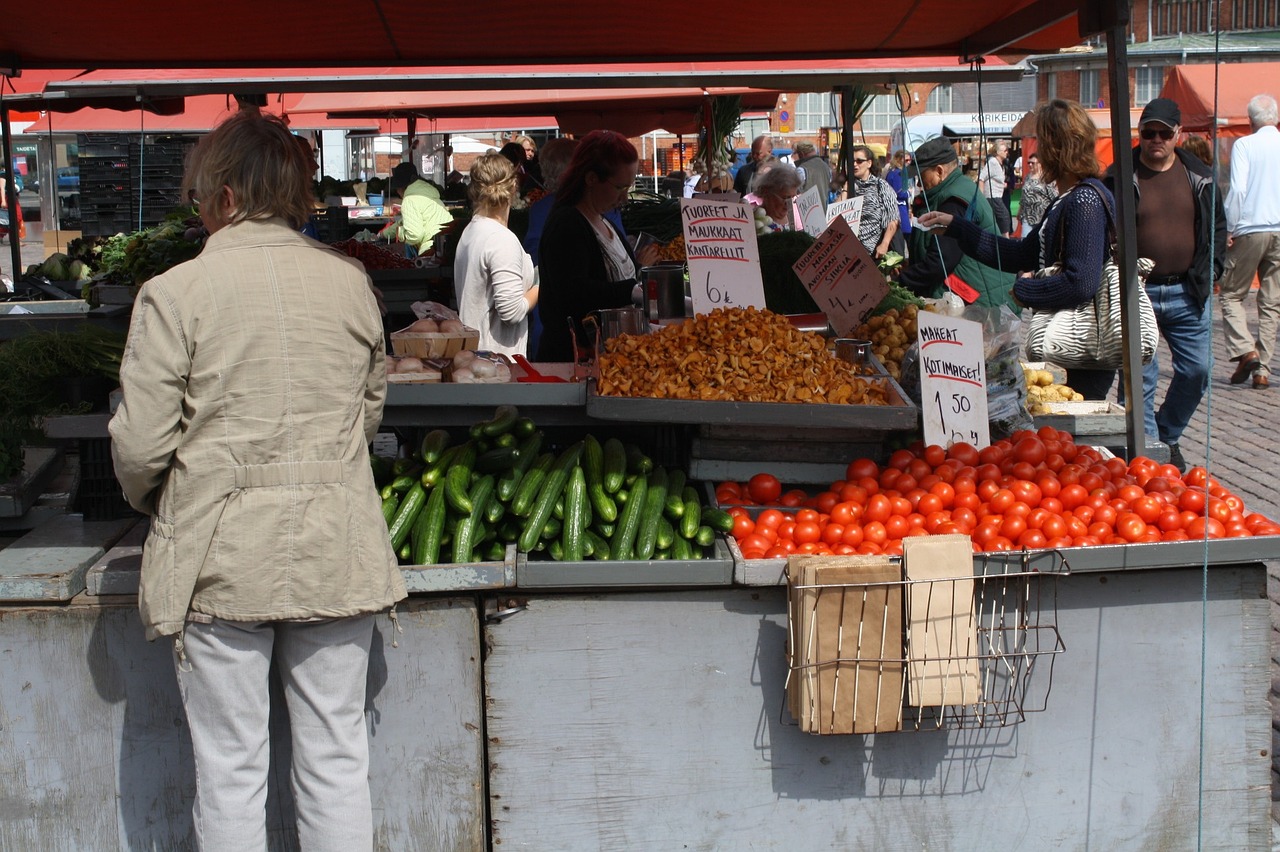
[1024,367,1085,413]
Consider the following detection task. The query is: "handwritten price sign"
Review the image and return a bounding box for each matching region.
[680,198,766,315]
[794,186,827,237]
[917,311,990,450]
[791,214,889,337]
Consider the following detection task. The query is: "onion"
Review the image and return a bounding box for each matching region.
[397,356,425,372]
[451,367,475,382]
[408,318,440,333]
[452,349,477,368]
[439,319,466,334]
[385,356,400,374]
[494,362,512,383]
[470,358,497,379]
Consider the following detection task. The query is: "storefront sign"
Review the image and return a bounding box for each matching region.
[791,215,887,337]
[917,312,990,449]
[680,198,766,314]
[793,186,827,237]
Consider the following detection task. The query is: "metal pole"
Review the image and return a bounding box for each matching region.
[2,100,22,281]
[839,85,854,197]
[1104,5,1145,459]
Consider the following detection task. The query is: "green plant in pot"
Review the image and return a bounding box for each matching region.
[0,326,126,480]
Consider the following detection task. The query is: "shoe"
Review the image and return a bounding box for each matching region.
[1254,373,1270,389]
[1230,352,1260,384]
[1167,443,1187,473]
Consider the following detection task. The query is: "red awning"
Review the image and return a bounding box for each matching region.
[2,69,184,114]
[0,4,1079,70]
[15,94,381,133]
[292,88,782,137]
[1158,63,1279,134]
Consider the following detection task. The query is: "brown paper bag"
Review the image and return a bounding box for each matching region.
[902,535,980,707]
[787,555,903,734]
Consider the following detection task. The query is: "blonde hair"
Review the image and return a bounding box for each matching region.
[513,134,537,155]
[184,111,313,230]
[468,152,519,213]
[1035,99,1100,185]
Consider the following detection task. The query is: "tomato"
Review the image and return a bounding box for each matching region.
[1066,515,1090,538]
[893,473,920,494]
[918,473,942,490]
[1157,509,1185,532]
[1008,461,1038,483]
[1011,437,1048,466]
[829,502,856,526]
[1104,457,1129,479]
[976,479,1001,502]
[716,484,744,505]
[740,533,773,554]
[883,515,911,540]
[1143,476,1175,495]
[879,468,903,490]
[1093,504,1118,527]
[732,514,756,540]
[977,444,1005,466]
[814,491,840,514]
[887,449,916,471]
[862,521,888,546]
[1041,514,1068,540]
[795,508,820,525]
[890,496,913,517]
[855,476,880,496]
[1088,521,1113,539]
[986,536,1015,552]
[1018,529,1048,550]
[780,489,808,508]
[1010,479,1042,508]
[1206,498,1232,524]
[1131,496,1163,525]
[839,483,869,503]
[756,509,784,531]
[951,507,978,531]
[1000,515,1028,540]
[1035,474,1062,499]
[1039,497,1064,515]
[1224,493,1245,514]
[906,457,933,483]
[1184,466,1210,488]
[778,520,796,541]
[1253,524,1280,536]
[846,457,880,481]
[924,510,952,533]
[928,482,956,508]
[947,441,980,467]
[1178,488,1207,514]
[1162,529,1190,542]
[765,545,791,558]
[841,524,865,546]
[953,475,977,495]
[1187,516,1226,539]
[1026,508,1052,530]
[727,506,749,519]
[1116,513,1148,543]
[855,542,884,554]
[745,473,781,504]
[916,493,944,515]
[989,488,1016,513]
[792,522,821,545]
[822,523,846,546]
[1116,484,1145,504]
[1058,483,1089,511]
[1037,425,1060,442]
[1005,501,1032,519]
[864,494,892,524]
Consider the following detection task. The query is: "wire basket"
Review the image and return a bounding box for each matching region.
[785,549,1068,734]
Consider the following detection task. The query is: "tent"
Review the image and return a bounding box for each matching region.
[1158,62,1278,136]
[1011,107,1143,168]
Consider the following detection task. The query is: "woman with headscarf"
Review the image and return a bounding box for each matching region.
[846,144,900,259]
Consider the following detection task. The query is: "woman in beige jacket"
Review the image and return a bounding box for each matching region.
[109,111,406,851]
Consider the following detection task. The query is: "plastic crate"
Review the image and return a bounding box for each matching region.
[75,438,138,522]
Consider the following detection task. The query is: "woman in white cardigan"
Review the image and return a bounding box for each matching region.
[453,153,540,356]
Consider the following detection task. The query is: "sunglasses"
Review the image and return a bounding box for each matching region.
[852,157,872,164]
[1141,126,1175,141]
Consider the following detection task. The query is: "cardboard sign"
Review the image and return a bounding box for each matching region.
[917,311,990,449]
[680,198,766,314]
[826,196,864,233]
[791,215,889,337]
[793,186,827,237]
[903,535,980,708]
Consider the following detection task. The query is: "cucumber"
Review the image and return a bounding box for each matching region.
[513,416,537,438]
[695,524,716,548]
[562,466,588,562]
[475,404,520,438]
[679,486,702,540]
[517,442,583,553]
[656,517,675,551]
[602,437,627,493]
[664,470,687,519]
[485,497,506,525]
[494,432,519,449]
[412,483,448,565]
[583,529,611,560]
[553,495,565,520]
[380,483,396,501]
[653,549,670,561]
[388,482,426,552]
[624,443,653,475]
[581,529,595,557]
[444,443,478,514]
[451,513,474,563]
[497,431,545,502]
[381,493,400,527]
[419,429,451,464]
[548,539,564,560]
[596,521,616,538]
[421,444,461,489]
[456,474,496,562]
[476,446,520,472]
[392,457,422,477]
[610,474,647,561]
[398,541,412,562]
[510,451,554,517]
[634,467,668,560]
[483,540,506,561]
[701,505,736,534]
[498,518,522,543]
[671,533,694,561]
[369,454,393,487]
[582,434,618,523]
[541,516,562,540]
[615,488,629,506]
[389,474,417,494]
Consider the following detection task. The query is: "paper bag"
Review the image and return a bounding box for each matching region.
[903,535,979,707]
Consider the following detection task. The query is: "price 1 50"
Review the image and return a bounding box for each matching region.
[933,390,979,442]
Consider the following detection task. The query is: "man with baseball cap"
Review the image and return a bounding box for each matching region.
[1104,97,1226,472]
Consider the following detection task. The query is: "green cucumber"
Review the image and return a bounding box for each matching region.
[381,493,400,527]
[412,483,448,565]
[582,434,618,523]
[476,446,520,472]
[518,442,583,553]
[494,432,519,449]
[388,482,426,551]
[370,454,393,487]
[514,416,537,438]
[511,451,555,517]
[541,516,562,540]
[602,437,627,493]
[475,404,520,438]
[497,431,545,502]
[398,541,412,562]
[679,486,702,540]
[485,497,505,525]
[609,474,647,561]
[562,466,588,562]
[451,513,474,563]
[456,474,496,562]
[419,429,451,464]
[548,539,564,560]
[664,470,687,519]
[596,520,616,538]
[380,483,396,502]
[671,534,694,561]
[392,457,422,477]
[444,443,478,514]
[695,524,716,548]
[389,474,417,494]
[421,444,461,489]
[583,529,611,560]
[498,519,522,543]
[700,505,735,534]
[656,517,675,551]
[624,443,653,475]
[634,468,668,560]
[483,540,506,561]
[553,495,565,520]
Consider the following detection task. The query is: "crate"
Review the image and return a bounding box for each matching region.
[75,438,139,522]
[389,325,480,360]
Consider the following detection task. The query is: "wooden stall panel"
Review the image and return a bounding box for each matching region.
[482,579,1268,850]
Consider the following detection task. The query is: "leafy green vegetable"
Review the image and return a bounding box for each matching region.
[872,282,924,315]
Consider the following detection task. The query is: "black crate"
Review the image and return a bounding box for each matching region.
[75,439,138,522]
[79,143,132,158]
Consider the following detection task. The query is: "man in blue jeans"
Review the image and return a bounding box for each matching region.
[1106,98,1227,471]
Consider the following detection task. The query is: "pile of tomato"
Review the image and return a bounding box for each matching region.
[718,427,1280,559]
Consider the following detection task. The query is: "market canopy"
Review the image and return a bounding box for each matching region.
[16,94,381,134]
[292,88,784,137]
[0,4,1080,70]
[1158,62,1279,134]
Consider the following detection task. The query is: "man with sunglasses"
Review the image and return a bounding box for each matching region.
[1104,97,1225,472]
[1219,94,1280,390]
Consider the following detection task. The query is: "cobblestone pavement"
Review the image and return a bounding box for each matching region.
[1130,289,1280,845]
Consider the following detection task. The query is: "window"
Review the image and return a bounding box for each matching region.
[926,84,952,112]
[1046,72,1057,101]
[857,94,902,134]
[1135,67,1164,105]
[793,92,837,133]
[1079,70,1100,106]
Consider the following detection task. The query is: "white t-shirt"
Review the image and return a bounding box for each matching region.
[981,155,1007,199]
[453,216,536,357]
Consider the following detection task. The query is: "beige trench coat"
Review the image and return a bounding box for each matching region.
[110,218,406,640]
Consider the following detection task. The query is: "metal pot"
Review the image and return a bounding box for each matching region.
[639,263,688,322]
[581,306,650,362]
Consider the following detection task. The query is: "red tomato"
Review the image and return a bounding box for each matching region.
[829,502,856,526]
[846,457,880,481]
[765,545,791,558]
[890,496,913,517]
[795,508,820,524]
[989,488,1016,513]
[1039,497,1064,515]
[1116,513,1148,542]
[864,494,892,523]
[862,521,888,546]
[1018,529,1048,549]
[906,458,933,482]
[814,491,840,514]
[1131,496,1163,525]
[821,523,845,546]
[1026,507,1052,530]
[727,506,749,519]
[1011,437,1048,466]
[778,521,796,541]
[1187,517,1226,539]
[732,514,755,540]
[1010,479,1042,508]
[841,524,865,546]
[792,522,821,545]
[887,449,916,471]
[740,533,773,554]
[885,515,911,540]
[1178,488,1207,514]
[1001,515,1028,540]
[1041,514,1068,540]
[1058,484,1089,511]
[1206,498,1232,524]
[916,493,944,515]
[747,473,783,504]
[929,482,956,508]
[951,507,978,531]
[948,441,980,467]
[1157,509,1185,532]
[1184,466,1210,488]
[756,509,784,531]
[780,489,807,508]
[1117,484,1145,504]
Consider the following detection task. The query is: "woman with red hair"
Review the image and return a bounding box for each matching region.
[535,130,659,361]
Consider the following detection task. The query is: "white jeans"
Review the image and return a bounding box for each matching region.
[175,616,376,852]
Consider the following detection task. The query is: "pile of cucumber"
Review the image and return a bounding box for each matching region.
[371,405,734,565]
